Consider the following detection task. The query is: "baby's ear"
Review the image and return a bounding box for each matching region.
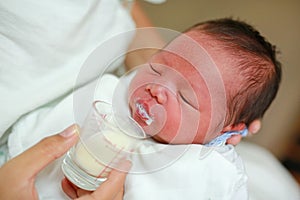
[222,123,246,133]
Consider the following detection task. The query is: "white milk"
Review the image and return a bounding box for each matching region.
[74,129,138,177]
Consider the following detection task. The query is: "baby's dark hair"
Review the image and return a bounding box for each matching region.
[188,18,282,126]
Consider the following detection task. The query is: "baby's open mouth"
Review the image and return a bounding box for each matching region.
[135,102,153,125]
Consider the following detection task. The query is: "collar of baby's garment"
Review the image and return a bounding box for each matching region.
[205,128,248,147]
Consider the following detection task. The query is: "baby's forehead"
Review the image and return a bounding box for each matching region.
[152,34,226,86]
[151,29,240,85]
[157,32,220,71]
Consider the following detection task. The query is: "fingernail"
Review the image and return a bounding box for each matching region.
[60,124,79,138]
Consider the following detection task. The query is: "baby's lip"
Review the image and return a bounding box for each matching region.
[135,99,153,125]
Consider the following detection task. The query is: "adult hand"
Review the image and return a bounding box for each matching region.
[0,124,79,200]
[226,119,261,145]
[62,160,132,200]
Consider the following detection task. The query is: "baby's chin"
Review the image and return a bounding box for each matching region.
[150,131,205,145]
[149,134,170,144]
[136,124,169,144]
[148,131,188,144]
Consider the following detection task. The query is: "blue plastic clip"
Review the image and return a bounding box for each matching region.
[205,128,248,147]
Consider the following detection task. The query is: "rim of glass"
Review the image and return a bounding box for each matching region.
[92,100,147,139]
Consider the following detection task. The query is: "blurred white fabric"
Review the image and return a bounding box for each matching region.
[236,141,300,200]
[0,0,134,138]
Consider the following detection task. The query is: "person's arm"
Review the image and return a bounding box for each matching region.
[125,1,165,69]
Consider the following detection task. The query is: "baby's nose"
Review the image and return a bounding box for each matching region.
[146,84,167,104]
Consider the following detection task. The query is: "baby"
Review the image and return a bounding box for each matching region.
[125,18,281,147]
[111,18,281,199]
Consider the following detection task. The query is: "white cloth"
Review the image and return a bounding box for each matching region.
[8,74,248,199]
[124,143,248,200]
[0,0,135,137]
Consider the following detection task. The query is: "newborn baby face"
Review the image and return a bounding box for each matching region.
[128,49,215,144]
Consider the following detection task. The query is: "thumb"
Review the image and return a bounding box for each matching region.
[10,124,79,179]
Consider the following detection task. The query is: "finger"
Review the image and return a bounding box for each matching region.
[62,178,92,199]
[248,119,261,135]
[61,178,79,199]
[76,188,92,197]
[11,124,79,179]
[113,189,124,200]
[90,160,132,200]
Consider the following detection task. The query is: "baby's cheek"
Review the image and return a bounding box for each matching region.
[159,103,183,143]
